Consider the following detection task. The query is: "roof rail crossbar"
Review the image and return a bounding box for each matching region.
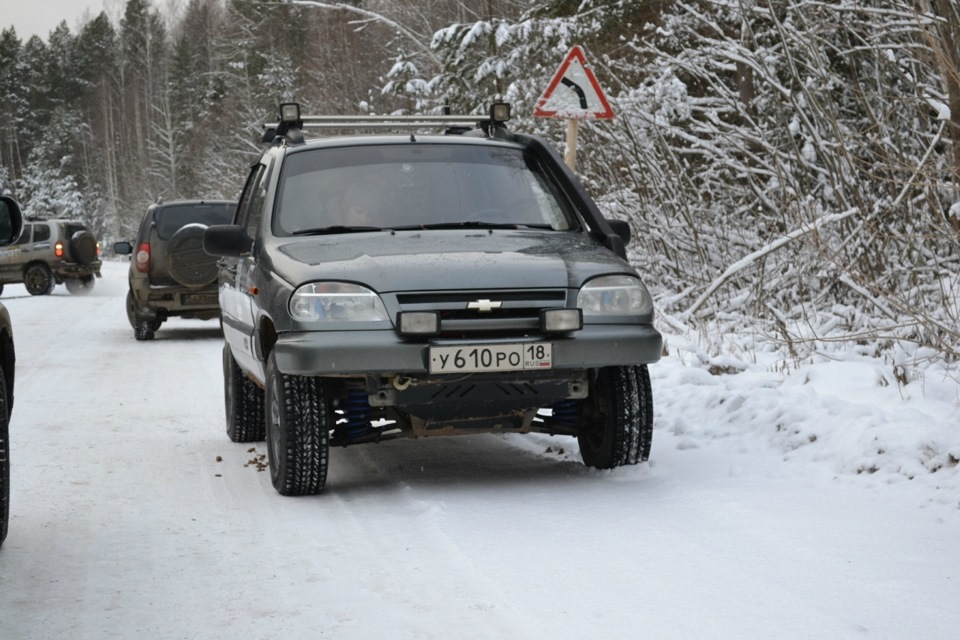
[263,114,487,130]
[262,103,511,143]
[265,121,481,131]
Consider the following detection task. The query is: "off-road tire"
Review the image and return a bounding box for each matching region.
[1,366,10,547]
[167,223,218,287]
[24,263,53,296]
[65,275,95,295]
[134,320,156,341]
[577,365,653,469]
[265,351,329,496]
[69,230,99,265]
[125,291,138,329]
[223,345,265,442]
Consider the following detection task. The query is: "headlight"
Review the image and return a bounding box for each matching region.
[289,282,389,322]
[577,275,653,317]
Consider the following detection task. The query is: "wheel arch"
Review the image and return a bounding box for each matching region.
[257,315,279,364]
[21,259,51,277]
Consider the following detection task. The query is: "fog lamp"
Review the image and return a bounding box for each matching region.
[541,308,582,333]
[279,102,301,123]
[490,102,511,123]
[398,311,439,336]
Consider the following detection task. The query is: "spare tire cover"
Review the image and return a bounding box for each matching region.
[70,230,99,265]
[167,223,218,287]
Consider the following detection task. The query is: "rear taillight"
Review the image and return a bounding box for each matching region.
[135,243,150,273]
[96,242,101,256]
[55,241,64,257]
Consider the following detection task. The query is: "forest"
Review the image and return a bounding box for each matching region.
[1,0,959,370]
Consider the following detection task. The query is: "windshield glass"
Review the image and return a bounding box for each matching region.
[273,143,576,235]
[155,202,236,240]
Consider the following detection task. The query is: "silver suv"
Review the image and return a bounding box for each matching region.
[115,200,236,340]
[204,103,662,496]
[0,219,101,296]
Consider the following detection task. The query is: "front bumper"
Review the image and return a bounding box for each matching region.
[274,323,662,376]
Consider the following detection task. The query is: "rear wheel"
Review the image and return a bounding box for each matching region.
[265,351,329,496]
[24,264,53,296]
[577,365,653,469]
[1,366,10,547]
[125,291,138,329]
[223,345,265,442]
[134,320,156,341]
[65,275,95,295]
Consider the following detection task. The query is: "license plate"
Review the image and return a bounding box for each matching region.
[429,343,552,374]
[181,293,218,306]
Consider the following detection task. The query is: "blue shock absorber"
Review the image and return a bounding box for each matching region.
[341,390,375,441]
[551,399,580,426]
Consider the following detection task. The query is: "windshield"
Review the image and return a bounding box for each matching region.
[273,143,576,236]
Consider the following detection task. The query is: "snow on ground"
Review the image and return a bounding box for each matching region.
[0,260,957,639]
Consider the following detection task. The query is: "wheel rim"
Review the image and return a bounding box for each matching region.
[268,377,282,472]
[26,267,49,293]
[580,386,607,455]
[224,360,236,430]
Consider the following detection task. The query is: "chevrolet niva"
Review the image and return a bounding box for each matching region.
[204,103,662,495]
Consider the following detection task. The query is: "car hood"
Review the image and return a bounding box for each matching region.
[269,229,635,292]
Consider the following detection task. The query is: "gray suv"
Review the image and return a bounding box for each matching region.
[204,103,662,496]
[0,195,24,547]
[115,200,236,340]
[0,219,101,296]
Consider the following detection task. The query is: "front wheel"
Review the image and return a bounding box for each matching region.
[223,345,265,442]
[65,275,96,295]
[24,264,53,296]
[577,365,653,469]
[265,351,329,496]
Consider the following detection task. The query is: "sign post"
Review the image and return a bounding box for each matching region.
[533,46,614,171]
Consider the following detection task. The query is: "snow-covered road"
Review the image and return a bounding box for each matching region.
[0,260,957,639]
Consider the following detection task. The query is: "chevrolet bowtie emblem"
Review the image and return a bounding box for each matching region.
[467,299,502,313]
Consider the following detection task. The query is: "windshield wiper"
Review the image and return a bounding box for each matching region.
[422,221,517,230]
[391,221,553,231]
[291,225,383,236]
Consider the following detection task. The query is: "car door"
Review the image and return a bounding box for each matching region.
[220,162,270,381]
[0,224,31,279]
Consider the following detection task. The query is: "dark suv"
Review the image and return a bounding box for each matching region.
[204,103,662,496]
[115,200,236,340]
[0,195,24,547]
[0,219,101,296]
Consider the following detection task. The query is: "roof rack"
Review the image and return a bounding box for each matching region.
[262,102,512,144]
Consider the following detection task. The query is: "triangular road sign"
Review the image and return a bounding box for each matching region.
[534,46,614,119]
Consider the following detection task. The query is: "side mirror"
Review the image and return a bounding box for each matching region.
[0,196,24,247]
[114,241,133,255]
[204,224,253,258]
[606,218,631,245]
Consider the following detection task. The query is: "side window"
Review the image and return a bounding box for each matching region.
[33,224,51,243]
[14,224,32,245]
[235,162,269,238]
